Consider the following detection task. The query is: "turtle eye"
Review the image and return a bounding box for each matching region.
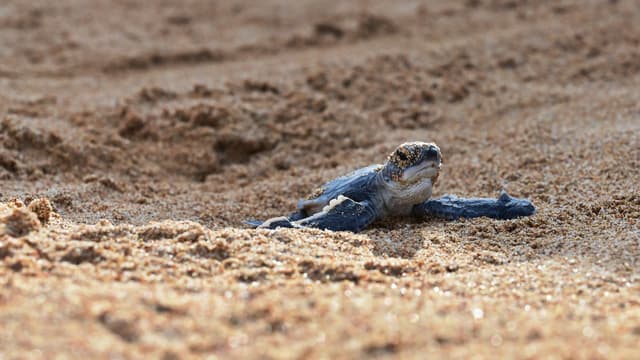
[396,150,408,161]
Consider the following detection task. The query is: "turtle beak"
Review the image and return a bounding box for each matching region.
[426,145,439,159]
[423,144,441,167]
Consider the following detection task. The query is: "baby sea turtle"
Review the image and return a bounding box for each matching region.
[247,141,535,232]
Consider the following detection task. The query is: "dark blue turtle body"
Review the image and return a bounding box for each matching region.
[246,142,536,233]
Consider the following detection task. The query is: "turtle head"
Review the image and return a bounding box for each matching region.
[382,142,442,186]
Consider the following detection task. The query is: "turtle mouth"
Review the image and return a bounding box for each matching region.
[401,160,440,183]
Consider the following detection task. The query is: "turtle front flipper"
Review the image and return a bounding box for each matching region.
[245,219,264,228]
[245,210,307,229]
[413,191,535,220]
[255,216,301,230]
[247,197,377,232]
[294,196,377,233]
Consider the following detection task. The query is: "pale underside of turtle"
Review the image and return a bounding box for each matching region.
[247,142,535,233]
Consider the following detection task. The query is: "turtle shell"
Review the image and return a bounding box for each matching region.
[297,164,383,215]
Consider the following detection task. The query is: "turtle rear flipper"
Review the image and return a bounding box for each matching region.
[295,196,377,232]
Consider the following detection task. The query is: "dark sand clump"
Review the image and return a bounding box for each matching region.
[1,0,639,358]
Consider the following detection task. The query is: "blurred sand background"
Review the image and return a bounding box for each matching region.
[0,0,639,358]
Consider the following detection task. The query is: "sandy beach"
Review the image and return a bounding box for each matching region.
[1,0,639,358]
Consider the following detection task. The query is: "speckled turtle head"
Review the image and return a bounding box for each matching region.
[382,141,442,185]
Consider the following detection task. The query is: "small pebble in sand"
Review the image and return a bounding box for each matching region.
[27,198,53,224]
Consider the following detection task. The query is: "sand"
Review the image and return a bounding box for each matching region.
[1,0,639,358]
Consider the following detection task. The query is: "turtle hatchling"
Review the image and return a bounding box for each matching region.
[247,141,535,232]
